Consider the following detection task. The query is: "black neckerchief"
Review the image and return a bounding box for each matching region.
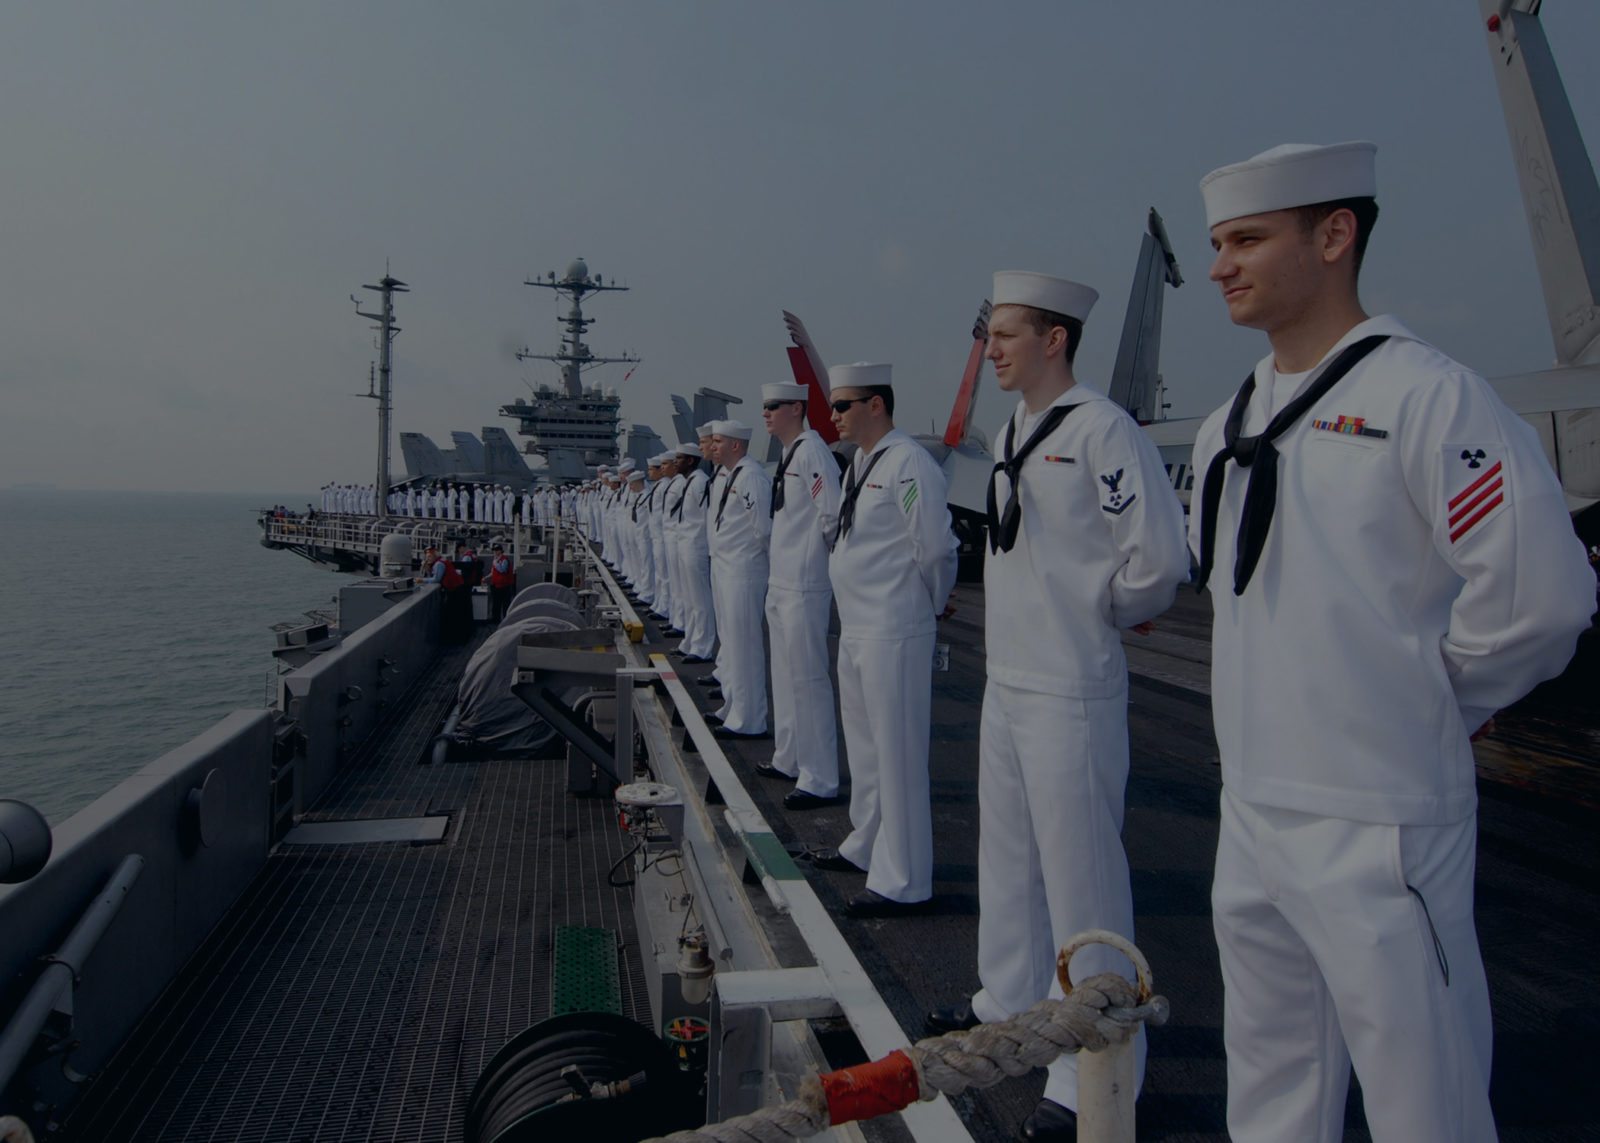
[699,472,712,507]
[771,437,801,516]
[834,445,890,545]
[715,465,743,529]
[631,486,647,522]
[671,473,694,519]
[1197,334,1389,595]
[986,402,1079,553]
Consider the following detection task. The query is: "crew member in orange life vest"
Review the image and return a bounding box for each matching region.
[487,544,515,622]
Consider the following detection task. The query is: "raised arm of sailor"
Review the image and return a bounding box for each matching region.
[1089,410,1191,627]
[1401,372,1596,730]
[902,447,959,617]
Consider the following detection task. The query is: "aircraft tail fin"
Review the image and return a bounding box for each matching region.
[786,346,840,443]
[400,432,448,478]
[691,387,743,431]
[1108,208,1184,422]
[480,427,532,478]
[449,431,486,471]
[670,395,696,444]
[941,300,992,447]
[1484,2,1600,365]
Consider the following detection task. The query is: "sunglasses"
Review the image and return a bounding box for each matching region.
[830,397,873,414]
[761,401,790,412]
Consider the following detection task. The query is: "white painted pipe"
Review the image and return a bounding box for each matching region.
[1076,1034,1136,1143]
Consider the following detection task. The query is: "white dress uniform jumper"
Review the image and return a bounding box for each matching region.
[1189,316,1594,1143]
[672,467,717,659]
[829,429,959,903]
[709,453,772,734]
[766,429,843,796]
[974,384,1189,1112]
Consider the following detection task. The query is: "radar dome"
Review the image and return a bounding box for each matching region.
[564,258,589,282]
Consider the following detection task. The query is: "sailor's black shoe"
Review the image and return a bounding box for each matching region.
[703,686,724,701]
[925,1001,981,1035]
[1018,1099,1077,1142]
[783,789,837,811]
[680,654,710,664]
[800,847,866,874]
[845,890,933,918]
[753,763,793,780]
[695,676,721,688]
[713,726,764,741]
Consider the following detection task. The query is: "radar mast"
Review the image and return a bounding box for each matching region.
[517,257,639,397]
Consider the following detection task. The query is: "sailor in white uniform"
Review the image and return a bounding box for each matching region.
[625,467,655,602]
[669,442,717,662]
[646,455,674,623]
[707,420,772,738]
[1191,141,1595,1143]
[809,364,958,914]
[927,273,1189,1140]
[702,424,729,685]
[657,454,688,637]
[758,381,842,807]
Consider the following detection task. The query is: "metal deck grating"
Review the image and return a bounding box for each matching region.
[67,635,652,1142]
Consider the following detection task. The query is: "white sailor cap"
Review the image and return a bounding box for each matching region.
[618,459,636,473]
[828,362,892,390]
[676,442,703,457]
[711,419,753,440]
[695,422,716,438]
[627,468,646,482]
[992,272,1098,322]
[1200,141,1377,228]
[761,382,808,403]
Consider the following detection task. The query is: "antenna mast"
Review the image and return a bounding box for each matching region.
[517,257,638,397]
[353,271,408,519]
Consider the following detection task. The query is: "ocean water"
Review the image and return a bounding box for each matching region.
[0,490,355,823]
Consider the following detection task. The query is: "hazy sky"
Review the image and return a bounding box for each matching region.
[2,1,1596,493]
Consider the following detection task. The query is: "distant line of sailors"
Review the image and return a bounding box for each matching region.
[317,481,576,526]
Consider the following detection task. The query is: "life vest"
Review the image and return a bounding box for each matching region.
[488,557,514,588]
[440,561,464,590]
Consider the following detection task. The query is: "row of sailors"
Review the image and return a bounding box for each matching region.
[318,482,577,525]
[565,141,1597,1143]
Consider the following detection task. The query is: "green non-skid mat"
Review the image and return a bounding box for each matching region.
[552,925,622,1015]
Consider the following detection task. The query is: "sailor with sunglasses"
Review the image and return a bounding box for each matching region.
[806,363,958,916]
[759,381,842,808]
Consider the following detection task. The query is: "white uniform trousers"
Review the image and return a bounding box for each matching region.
[836,631,935,903]
[633,530,656,603]
[970,683,1145,1111]
[663,533,685,631]
[711,571,769,734]
[1213,790,1495,1143]
[678,546,717,659]
[651,532,673,619]
[765,585,838,797]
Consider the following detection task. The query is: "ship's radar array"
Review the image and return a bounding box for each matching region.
[502,259,641,480]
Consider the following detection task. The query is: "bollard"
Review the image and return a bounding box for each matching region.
[1059,930,1152,1143]
[1077,1033,1136,1143]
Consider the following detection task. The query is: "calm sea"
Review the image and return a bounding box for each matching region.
[0,490,355,823]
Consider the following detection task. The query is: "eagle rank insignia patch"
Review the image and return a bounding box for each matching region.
[1100,467,1137,516]
[1445,443,1507,545]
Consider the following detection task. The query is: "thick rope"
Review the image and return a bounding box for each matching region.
[0,1116,35,1143]
[643,970,1169,1143]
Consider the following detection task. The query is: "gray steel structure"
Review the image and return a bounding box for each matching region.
[500,257,638,478]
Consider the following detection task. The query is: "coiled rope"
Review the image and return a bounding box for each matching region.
[644,930,1169,1143]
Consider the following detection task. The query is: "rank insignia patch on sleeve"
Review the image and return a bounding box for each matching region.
[1100,468,1137,516]
[1445,444,1507,544]
[810,472,823,499]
